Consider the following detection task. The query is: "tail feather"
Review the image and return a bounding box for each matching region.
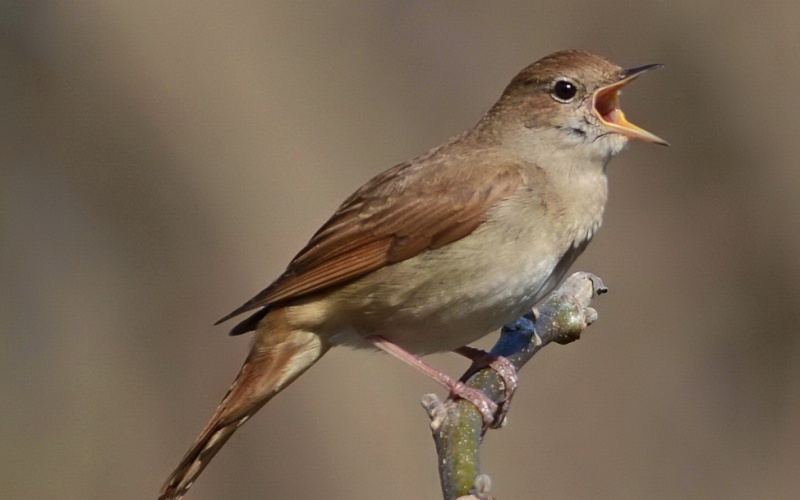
[160,310,327,499]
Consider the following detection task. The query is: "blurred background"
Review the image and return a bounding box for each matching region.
[2,2,799,499]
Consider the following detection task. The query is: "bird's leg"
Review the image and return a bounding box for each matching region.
[454,346,518,428]
[368,336,499,427]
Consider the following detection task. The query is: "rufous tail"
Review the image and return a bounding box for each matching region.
[159,309,327,499]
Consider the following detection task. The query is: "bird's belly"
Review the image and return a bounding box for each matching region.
[326,227,568,354]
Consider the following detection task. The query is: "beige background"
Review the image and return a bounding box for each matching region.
[2,2,799,499]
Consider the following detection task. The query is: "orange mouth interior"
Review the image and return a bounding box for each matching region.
[591,78,668,145]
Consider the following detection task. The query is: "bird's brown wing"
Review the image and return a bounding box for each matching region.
[217,154,527,329]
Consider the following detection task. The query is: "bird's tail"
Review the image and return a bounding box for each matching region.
[159,309,328,500]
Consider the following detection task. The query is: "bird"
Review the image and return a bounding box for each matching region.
[159,49,666,499]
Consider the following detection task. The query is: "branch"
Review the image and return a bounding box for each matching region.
[422,272,608,500]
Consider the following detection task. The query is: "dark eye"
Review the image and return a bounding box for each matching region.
[552,79,578,102]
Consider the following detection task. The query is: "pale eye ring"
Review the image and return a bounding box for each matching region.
[551,79,578,102]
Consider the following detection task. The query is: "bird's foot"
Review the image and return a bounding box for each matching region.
[454,346,519,429]
[369,336,511,429]
[448,381,500,427]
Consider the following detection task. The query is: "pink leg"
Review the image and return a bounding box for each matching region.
[454,346,518,428]
[368,336,498,426]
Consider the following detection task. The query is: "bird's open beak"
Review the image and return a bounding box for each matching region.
[592,64,669,146]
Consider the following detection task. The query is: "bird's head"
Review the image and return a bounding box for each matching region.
[483,50,667,162]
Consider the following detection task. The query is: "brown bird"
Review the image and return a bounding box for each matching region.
[160,49,666,499]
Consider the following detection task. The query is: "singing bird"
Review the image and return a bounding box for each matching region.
[160,50,666,499]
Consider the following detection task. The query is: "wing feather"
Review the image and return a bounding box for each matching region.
[216,154,527,328]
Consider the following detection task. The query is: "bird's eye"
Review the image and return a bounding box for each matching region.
[552,79,578,102]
